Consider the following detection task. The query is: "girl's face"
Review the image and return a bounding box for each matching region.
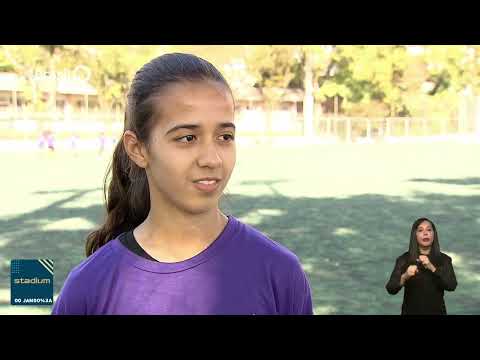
[416,220,434,248]
[143,80,236,215]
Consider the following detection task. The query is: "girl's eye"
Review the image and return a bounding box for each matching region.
[177,135,196,143]
[219,134,235,141]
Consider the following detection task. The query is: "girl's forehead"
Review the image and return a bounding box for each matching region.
[153,81,233,117]
[161,80,232,103]
[149,81,234,132]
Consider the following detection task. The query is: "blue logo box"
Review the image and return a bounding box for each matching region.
[11,259,54,306]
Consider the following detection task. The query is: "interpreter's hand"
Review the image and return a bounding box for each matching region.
[418,255,436,272]
[405,265,419,279]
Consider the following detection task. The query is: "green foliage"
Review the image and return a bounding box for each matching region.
[1,45,478,117]
[244,45,300,89]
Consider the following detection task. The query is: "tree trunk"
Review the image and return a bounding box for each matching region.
[303,50,314,137]
[49,58,56,114]
[30,78,37,111]
[85,94,89,119]
[267,101,273,137]
[12,90,17,117]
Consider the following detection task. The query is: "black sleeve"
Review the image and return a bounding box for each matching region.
[386,256,406,295]
[433,256,457,291]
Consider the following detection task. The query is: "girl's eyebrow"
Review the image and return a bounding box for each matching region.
[218,122,236,130]
[165,122,236,135]
[165,124,199,135]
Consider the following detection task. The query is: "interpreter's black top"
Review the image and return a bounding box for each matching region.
[386,252,457,315]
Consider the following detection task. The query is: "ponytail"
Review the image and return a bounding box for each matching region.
[85,138,150,256]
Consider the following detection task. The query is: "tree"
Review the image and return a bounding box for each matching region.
[40,45,65,112]
[243,45,298,89]
[242,46,301,135]
[334,46,411,117]
[77,46,166,110]
[301,45,347,135]
[0,45,48,111]
[421,45,480,129]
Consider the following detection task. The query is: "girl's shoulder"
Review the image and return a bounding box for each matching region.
[52,238,125,315]
[67,238,124,284]
[234,218,301,268]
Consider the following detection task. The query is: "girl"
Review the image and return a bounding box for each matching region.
[386,217,457,315]
[52,53,313,315]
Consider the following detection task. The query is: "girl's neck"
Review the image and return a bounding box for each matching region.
[143,207,226,240]
[133,205,228,262]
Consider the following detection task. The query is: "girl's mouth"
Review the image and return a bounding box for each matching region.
[193,179,221,193]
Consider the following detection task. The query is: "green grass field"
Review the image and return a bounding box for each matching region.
[1,141,479,314]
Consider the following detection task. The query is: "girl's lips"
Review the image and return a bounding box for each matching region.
[193,179,220,193]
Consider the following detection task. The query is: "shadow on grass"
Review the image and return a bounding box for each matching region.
[1,185,479,315]
[222,190,480,315]
[237,179,290,197]
[0,188,104,311]
[409,177,480,186]
[33,188,103,195]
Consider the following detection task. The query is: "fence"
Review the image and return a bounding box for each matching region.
[0,109,478,142]
[0,110,123,140]
[313,116,466,143]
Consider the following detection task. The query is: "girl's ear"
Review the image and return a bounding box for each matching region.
[123,130,148,168]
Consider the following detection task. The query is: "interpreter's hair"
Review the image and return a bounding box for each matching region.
[407,217,441,263]
[86,53,232,256]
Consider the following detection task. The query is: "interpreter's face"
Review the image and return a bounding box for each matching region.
[145,80,236,215]
[416,220,434,248]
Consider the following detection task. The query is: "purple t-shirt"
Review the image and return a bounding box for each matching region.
[52,216,313,315]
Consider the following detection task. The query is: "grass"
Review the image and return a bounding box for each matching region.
[1,141,479,314]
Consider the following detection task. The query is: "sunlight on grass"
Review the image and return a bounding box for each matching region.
[302,263,314,273]
[443,251,480,282]
[1,143,479,314]
[443,251,463,267]
[314,305,337,315]
[239,208,286,226]
[59,191,104,209]
[24,219,50,225]
[41,217,97,231]
[0,238,12,247]
[333,227,358,236]
[0,288,10,303]
[465,273,480,282]
[347,247,364,254]
[256,209,284,216]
